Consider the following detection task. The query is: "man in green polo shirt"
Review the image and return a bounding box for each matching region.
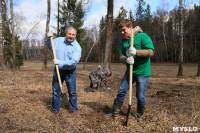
[104,19,155,122]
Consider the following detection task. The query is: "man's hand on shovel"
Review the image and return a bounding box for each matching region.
[53,59,59,65]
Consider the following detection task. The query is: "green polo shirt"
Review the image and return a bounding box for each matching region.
[119,33,155,77]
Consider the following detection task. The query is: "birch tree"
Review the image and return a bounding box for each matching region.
[83,26,98,70]
[156,9,168,61]
[177,0,184,76]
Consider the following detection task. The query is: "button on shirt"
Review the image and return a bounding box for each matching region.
[45,37,82,70]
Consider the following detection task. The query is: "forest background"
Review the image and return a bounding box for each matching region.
[0,0,199,72]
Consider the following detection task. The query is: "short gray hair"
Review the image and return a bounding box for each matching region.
[66,27,77,34]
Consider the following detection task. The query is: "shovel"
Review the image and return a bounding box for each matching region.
[125,28,134,126]
[50,37,71,109]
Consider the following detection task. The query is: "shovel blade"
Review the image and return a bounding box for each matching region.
[61,93,71,109]
[124,105,131,126]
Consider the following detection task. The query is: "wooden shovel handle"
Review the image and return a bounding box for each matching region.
[125,29,134,126]
[50,37,63,92]
[129,29,134,105]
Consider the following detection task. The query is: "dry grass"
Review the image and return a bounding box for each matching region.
[0,61,199,132]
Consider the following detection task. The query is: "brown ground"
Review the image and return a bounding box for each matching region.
[0,61,199,132]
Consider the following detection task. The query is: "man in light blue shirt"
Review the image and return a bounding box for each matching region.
[46,27,81,113]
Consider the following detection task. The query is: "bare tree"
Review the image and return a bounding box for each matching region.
[22,19,43,60]
[156,1,169,61]
[13,4,43,61]
[15,11,26,36]
[104,0,113,74]
[25,21,42,41]
[83,43,95,70]
[156,9,168,61]
[10,0,16,69]
[43,0,51,70]
[0,1,4,69]
[57,0,60,36]
[177,0,184,76]
[82,25,99,70]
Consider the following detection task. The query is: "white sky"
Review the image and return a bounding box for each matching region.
[13,0,199,40]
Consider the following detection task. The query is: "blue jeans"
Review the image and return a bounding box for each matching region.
[116,72,149,107]
[52,68,78,112]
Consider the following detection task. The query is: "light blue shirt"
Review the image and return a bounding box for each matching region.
[45,37,82,70]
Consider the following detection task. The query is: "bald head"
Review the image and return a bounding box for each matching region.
[66,27,77,43]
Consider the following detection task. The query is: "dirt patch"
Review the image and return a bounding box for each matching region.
[0,61,199,132]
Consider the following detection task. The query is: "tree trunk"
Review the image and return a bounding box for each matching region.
[43,0,51,70]
[104,0,113,73]
[162,21,168,61]
[10,0,16,69]
[0,1,4,69]
[177,0,184,76]
[197,63,200,77]
[83,43,95,70]
[67,0,71,26]
[57,0,60,36]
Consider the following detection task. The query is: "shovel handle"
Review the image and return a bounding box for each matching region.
[129,29,134,106]
[50,37,63,93]
[125,29,134,126]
